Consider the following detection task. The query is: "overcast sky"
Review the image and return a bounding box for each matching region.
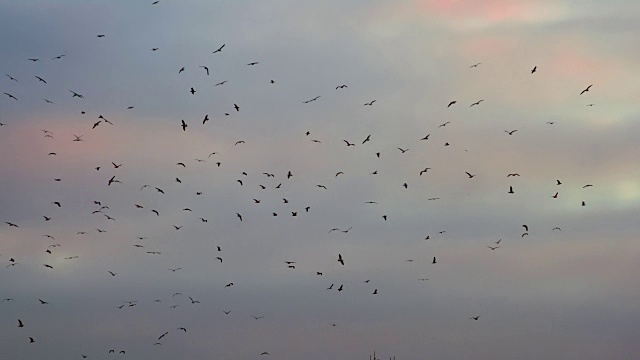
[1,0,639,359]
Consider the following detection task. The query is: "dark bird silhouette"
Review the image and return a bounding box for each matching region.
[420,134,430,140]
[336,84,348,89]
[338,254,344,265]
[35,76,47,84]
[580,84,592,95]
[507,173,520,177]
[583,184,593,188]
[4,93,18,101]
[364,100,376,106]
[432,257,437,264]
[505,130,518,135]
[69,90,84,98]
[531,66,537,74]
[108,176,121,186]
[190,87,196,95]
[215,81,227,86]
[362,135,371,144]
[343,140,355,146]
[470,62,481,68]
[552,192,559,198]
[212,44,225,53]
[199,66,209,75]
[522,225,529,231]
[470,100,484,107]
[179,67,185,73]
[465,172,476,178]
[39,299,49,305]
[18,319,24,327]
[5,74,18,82]
[202,115,209,124]
[470,316,480,320]
[247,62,260,66]
[397,147,409,153]
[447,100,456,108]
[508,186,514,194]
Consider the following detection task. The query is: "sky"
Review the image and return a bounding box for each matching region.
[1,0,639,359]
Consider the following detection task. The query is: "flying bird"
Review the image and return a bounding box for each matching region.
[338,254,344,265]
[580,84,592,95]
[212,44,225,53]
[447,100,456,108]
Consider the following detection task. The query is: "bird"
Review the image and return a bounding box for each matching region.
[338,285,344,292]
[190,87,196,95]
[252,315,264,320]
[465,172,476,178]
[372,289,378,295]
[580,84,592,95]
[212,44,225,53]
[557,180,562,185]
[432,257,437,264]
[505,130,518,135]
[552,227,562,231]
[531,66,537,74]
[470,316,480,320]
[4,93,18,100]
[420,134,430,140]
[247,62,260,65]
[397,147,409,153]
[107,176,120,186]
[338,254,344,265]
[108,271,117,276]
[508,186,514,194]
[181,119,187,131]
[364,100,376,106]
[507,173,520,177]
[202,115,209,124]
[487,246,500,250]
[5,74,18,82]
[447,100,456,107]
[178,67,185,73]
[18,319,24,327]
[35,76,47,84]
[583,184,593,188]
[470,62,481,68]
[236,213,243,221]
[362,135,371,144]
[343,140,355,146]
[27,58,40,62]
[336,84,348,89]
[522,225,529,231]
[199,66,209,75]
[552,192,559,198]
[5,222,18,228]
[96,34,105,37]
[69,90,84,98]
[470,100,484,107]
[215,81,227,86]
[158,332,169,340]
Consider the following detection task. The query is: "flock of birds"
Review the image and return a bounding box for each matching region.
[0,1,602,359]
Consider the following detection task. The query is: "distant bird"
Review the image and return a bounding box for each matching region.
[508,186,514,194]
[212,44,225,53]
[5,74,18,82]
[470,62,481,68]
[215,81,227,86]
[202,115,209,124]
[522,225,529,232]
[181,119,187,131]
[447,101,456,108]
[432,257,437,264]
[438,121,450,128]
[397,147,409,153]
[470,316,480,320]
[531,66,537,74]
[108,271,117,276]
[190,87,196,95]
[465,172,476,178]
[580,84,592,95]
[343,140,355,146]
[338,285,344,292]
[179,67,185,73]
[338,254,344,265]
[107,176,120,186]
[96,34,105,37]
[505,130,518,135]
[18,319,24,327]
[336,84,347,89]
[28,58,40,62]
[372,289,378,294]
[552,227,561,231]
[362,135,371,144]
[199,66,209,75]
[470,100,484,107]
[247,62,259,66]
[236,213,243,221]
[556,180,562,185]
[583,184,593,188]
[3,93,18,101]
[364,100,376,106]
[69,90,84,98]
[552,192,558,198]
[420,134,430,140]
[35,76,47,84]
[582,201,586,206]
[487,246,500,250]
[507,173,520,177]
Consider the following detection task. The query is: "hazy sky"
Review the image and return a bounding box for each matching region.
[1,0,639,359]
